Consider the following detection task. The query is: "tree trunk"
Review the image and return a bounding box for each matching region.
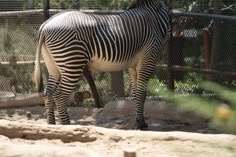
[111,71,125,97]
[0,93,43,108]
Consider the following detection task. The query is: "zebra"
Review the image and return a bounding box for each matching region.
[34,0,170,129]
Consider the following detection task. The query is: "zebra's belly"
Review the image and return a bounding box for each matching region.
[88,53,142,72]
[88,59,132,72]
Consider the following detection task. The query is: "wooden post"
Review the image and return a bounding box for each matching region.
[124,148,136,157]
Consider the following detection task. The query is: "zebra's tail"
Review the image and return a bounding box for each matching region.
[34,32,44,93]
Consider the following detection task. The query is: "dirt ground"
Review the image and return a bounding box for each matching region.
[0,100,236,157]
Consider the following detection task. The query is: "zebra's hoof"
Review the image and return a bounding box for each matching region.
[60,120,71,125]
[48,122,56,125]
[136,120,148,130]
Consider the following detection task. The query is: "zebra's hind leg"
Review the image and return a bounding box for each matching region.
[53,89,71,125]
[53,66,86,125]
[43,75,58,124]
[43,95,56,124]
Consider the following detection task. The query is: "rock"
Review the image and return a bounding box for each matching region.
[109,135,122,142]
[103,100,205,124]
[103,100,136,116]
[25,111,32,119]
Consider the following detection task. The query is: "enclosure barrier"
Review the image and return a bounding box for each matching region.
[0,9,236,107]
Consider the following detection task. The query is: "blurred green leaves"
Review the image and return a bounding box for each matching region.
[201,82,236,109]
[33,0,134,10]
[160,81,236,134]
[182,0,236,13]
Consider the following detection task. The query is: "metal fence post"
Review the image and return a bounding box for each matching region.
[167,0,175,90]
[43,0,50,21]
[43,0,50,81]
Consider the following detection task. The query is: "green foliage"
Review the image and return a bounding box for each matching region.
[80,0,113,9]
[0,0,25,11]
[0,0,40,10]
[147,78,166,96]
[33,0,134,10]
[148,72,205,95]
[33,0,79,9]
[180,0,236,12]
[175,72,204,94]
[96,0,113,9]
[201,82,236,109]
[182,0,210,12]
[80,0,134,10]
[160,81,236,134]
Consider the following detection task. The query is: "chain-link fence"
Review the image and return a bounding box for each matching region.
[0,0,235,106]
[164,11,236,94]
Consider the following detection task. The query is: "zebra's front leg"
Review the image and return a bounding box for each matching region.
[134,61,156,130]
[129,67,148,129]
[135,81,148,130]
[128,68,137,100]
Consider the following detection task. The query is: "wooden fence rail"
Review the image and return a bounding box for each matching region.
[1,61,236,78]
